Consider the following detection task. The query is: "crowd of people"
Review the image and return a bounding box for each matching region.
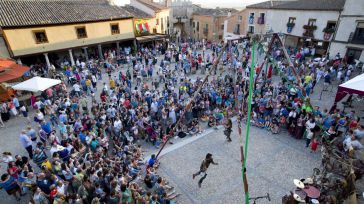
[247,40,363,155]
[0,38,249,203]
[0,35,363,204]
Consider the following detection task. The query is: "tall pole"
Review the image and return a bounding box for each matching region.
[242,40,255,204]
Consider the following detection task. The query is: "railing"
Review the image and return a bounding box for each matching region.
[111,29,120,35]
[35,37,48,44]
[77,33,87,38]
[303,30,314,38]
[302,25,317,38]
[203,28,208,35]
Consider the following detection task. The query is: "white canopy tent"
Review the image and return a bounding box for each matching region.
[333,73,364,106]
[340,73,364,91]
[12,77,61,92]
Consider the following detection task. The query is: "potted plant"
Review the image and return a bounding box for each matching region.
[303,25,317,30]
[322,27,335,33]
[322,27,335,40]
[286,22,295,33]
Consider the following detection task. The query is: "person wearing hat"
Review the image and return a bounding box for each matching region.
[192,153,218,188]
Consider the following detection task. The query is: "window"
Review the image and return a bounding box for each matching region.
[248,26,254,33]
[308,19,316,26]
[197,22,199,31]
[193,22,195,28]
[203,24,208,35]
[258,13,265,24]
[326,21,336,29]
[110,23,120,35]
[234,24,240,34]
[352,22,364,44]
[156,18,159,25]
[288,17,296,23]
[218,35,222,40]
[238,16,242,21]
[33,30,48,44]
[76,26,87,38]
[249,13,254,24]
[221,24,224,30]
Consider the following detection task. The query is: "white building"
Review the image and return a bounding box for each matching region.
[245,0,345,55]
[329,0,364,62]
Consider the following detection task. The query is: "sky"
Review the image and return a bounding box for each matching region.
[112,0,267,9]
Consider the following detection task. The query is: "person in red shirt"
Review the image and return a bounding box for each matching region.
[349,118,358,130]
[310,138,319,153]
[49,184,57,201]
[123,99,130,108]
[100,92,107,103]
[7,162,19,180]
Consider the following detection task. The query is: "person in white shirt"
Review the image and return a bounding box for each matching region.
[36,110,44,123]
[305,118,316,148]
[113,119,122,135]
[73,83,81,96]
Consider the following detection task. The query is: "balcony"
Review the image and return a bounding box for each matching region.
[302,25,317,38]
[233,30,240,35]
[203,28,209,35]
[303,30,314,38]
[111,29,120,35]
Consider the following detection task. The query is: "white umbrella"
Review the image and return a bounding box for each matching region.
[12,76,61,92]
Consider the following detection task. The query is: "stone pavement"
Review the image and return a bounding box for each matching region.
[154,122,321,204]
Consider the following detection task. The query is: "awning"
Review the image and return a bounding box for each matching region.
[12,77,61,92]
[334,73,364,103]
[0,59,30,83]
[136,34,167,42]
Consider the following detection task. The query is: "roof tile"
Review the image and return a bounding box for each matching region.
[0,0,133,27]
[246,0,345,11]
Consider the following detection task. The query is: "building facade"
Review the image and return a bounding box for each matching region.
[223,8,266,41]
[168,0,195,41]
[192,8,237,42]
[123,5,168,46]
[329,0,364,61]
[0,0,135,66]
[130,0,172,35]
[224,0,345,55]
